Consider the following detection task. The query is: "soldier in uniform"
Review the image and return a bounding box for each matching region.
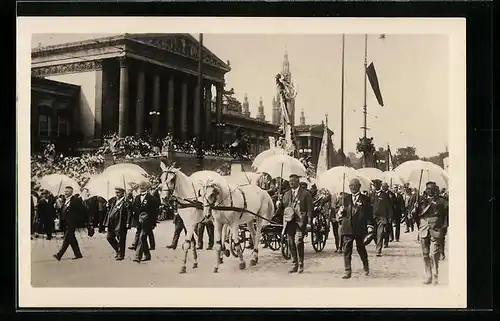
[337,178,374,279]
[412,181,448,284]
[276,174,313,274]
[371,180,393,256]
[104,187,132,260]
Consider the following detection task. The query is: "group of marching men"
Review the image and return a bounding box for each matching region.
[31,180,216,263]
[32,172,449,284]
[260,174,448,283]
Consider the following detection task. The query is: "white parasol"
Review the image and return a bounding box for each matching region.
[394,160,448,190]
[382,170,405,187]
[39,174,81,196]
[256,154,306,179]
[317,166,372,196]
[103,163,148,177]
[357,167,385,181]
[251,148,286,169]
[227,172,264,187]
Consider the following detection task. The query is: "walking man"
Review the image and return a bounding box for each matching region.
[277,174,313,274]
[371,180,393,256]
[132,182,157,263]
[53,186,89,261]
[337,178,374,279]
[105,187,132,260]
[412,181,448,284]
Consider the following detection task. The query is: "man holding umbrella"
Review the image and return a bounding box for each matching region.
[337,179,374,279]
[276,174,313,274]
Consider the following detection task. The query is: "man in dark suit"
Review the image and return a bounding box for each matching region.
[105,187,133,260]
[337,178,374,279]
[371,180,393,256]
[277,174,313,274]
[132,182,157,263]
[412,181,448,285]
[53,186,90,261]
[36,189,56,240]
[129,183,157,252]
[403,187,414,233]
[196,220,214,250]
[390,186,405,242]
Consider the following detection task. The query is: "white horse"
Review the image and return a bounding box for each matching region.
[200,178,274,273]
[158,162,204,274]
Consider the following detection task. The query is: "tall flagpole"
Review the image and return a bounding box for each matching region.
[340,34,345,165]
[362,34,368,167]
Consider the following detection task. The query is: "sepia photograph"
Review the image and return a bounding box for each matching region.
[17,17,466,308]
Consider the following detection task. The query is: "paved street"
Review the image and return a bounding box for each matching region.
[31,221,448,288]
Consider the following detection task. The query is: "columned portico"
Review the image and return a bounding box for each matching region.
[152,73,161,140]
[180,78,188,141]
[135,67,146,136]
[204,83,213,148]
[166,74,175,135]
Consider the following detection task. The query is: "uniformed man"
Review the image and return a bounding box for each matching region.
[276,174,313,274]
[371,180,393,256]
[104,187,132,260]
[412,181,448,285]
[337,178,374,279]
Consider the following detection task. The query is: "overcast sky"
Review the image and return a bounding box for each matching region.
[32,33,449,157]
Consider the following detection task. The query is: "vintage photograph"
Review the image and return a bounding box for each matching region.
[18,18,466,308]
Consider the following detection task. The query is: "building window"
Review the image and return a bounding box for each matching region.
[57,116,69,137]
[39,114,50,137]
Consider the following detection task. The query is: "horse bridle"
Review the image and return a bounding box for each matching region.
[202,182,220,208]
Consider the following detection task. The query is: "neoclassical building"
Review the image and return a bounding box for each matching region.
[32,33,230,147]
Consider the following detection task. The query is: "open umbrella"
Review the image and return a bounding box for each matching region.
[317,166,372,196]
[256,154,306,179]
[190,170,227,190]
[39,174,80,196]
[227,172,264,187]
[251,148,286,169]
[97,170,149,196]
[394,160,448,190]
[104,163,148,176]
[382,170,405,187]
[357,167,385,181]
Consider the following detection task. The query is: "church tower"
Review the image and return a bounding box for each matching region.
[256,97,266,121]
[242,93,250,117]
[299,109,306,125]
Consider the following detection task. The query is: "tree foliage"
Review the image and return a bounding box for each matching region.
[392,146,419,166]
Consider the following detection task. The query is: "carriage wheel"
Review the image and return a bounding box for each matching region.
[267,233,281,251]
[281,235,291,260]
[230,228,247,258]
[311,212,329,252]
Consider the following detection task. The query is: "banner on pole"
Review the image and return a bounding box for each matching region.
[366,62,384,107]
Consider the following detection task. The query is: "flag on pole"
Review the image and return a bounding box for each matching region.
[366,62,384,107]
[387,144,394,171]
[316,116,329,177]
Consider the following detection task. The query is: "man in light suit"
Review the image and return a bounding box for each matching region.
[337,179,374,279]
[276,174,313,274]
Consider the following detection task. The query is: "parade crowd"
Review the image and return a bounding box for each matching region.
[30,135,448,285]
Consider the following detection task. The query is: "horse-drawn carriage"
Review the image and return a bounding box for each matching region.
[226,204,330,260]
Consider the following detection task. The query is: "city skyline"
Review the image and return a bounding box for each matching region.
[31,33,449,157]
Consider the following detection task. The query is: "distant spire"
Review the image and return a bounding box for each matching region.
[282,48,291,80]
[242,93,250,117]
[257,97,265,121]
[299,109,306,125]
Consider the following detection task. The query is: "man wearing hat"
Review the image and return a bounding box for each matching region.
[131,182,157,262]
[337,178,374,279]
[412,181,448,284]
[370,179,393,256]
[36,189,56,240]
[53,186,89,261]
[276,173,313,274]
[104,187,132,260]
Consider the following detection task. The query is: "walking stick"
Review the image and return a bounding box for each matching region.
[56,179,63,196]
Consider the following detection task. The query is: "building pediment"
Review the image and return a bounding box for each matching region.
[127,33,231,73]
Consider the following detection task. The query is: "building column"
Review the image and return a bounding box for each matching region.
[118,57,129,138]
[135,67,146,137]
[180,78,188,141]
[152,73,161,141]
[215,83,223,147]
[94,60,103,139]
[193,80,201,139]
[167,73,175,135]
[205,83,212,148]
